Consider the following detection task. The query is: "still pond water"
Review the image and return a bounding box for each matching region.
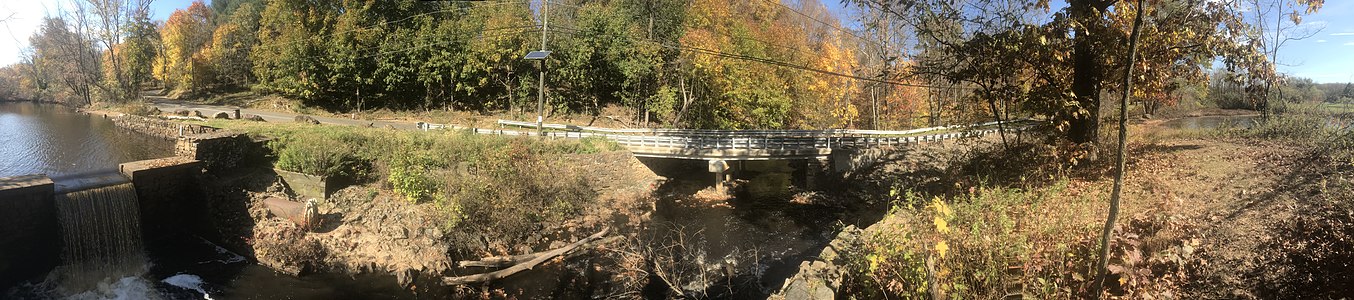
[0,101,173,178]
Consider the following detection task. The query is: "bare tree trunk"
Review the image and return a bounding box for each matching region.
[1094,0,1145,297]
[870,85,879,129]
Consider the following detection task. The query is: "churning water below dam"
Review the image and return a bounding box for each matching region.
[0,101,405,299]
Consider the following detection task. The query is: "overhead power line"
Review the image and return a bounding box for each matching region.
[757,0,886,49]
[548,25,951,89]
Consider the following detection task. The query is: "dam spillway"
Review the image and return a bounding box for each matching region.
[53,182,147,290]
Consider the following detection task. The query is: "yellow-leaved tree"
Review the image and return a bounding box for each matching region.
[154,0,213,92]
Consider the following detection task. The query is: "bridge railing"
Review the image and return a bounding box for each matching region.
[418,119,1040,157]
[495,118,1029,138]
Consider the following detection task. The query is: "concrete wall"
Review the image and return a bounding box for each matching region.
[0,175,58,290]
[120,157,205,239]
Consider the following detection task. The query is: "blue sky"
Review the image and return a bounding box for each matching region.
[2,0,1351,83]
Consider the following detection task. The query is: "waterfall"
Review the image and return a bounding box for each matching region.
[53,183,147,290]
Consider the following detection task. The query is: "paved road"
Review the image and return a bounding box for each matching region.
[146,97,419,129]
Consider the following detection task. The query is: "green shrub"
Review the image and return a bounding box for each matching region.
[439,145,596,249]
[1242,113,1330,141]
[388,152,440,203]
[272,136,368,178]
[200,120,614,254]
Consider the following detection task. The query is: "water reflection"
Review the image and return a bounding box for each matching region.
[0,102,173,178]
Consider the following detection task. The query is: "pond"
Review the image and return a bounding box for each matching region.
[0,101,173,178]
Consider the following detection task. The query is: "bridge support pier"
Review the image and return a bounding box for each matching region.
[708,159,730,192]
[802,158,828,190]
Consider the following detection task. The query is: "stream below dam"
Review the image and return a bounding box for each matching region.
[3,100,1302,299]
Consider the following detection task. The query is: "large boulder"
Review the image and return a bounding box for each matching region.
[213,112,231,119]
[173,109,191,117]
[294,115,320,125]
[243,114,266,122]
[192,110,206,118]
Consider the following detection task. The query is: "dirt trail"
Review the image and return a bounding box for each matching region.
[1117,122,1344,298]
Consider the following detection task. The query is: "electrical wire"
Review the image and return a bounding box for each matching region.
[549,25,950,89]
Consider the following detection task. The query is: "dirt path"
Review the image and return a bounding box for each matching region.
[1118,122,1348,298]
[144,95,421,129]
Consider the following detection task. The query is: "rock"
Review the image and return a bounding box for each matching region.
[772,225,860,299]
[193,110,206,118]
[213,112,231,119]
[394,268,417,289]
[294,115,320,125]
[780,277,834,300]
[244,114,266,122]
[174,109,191,116]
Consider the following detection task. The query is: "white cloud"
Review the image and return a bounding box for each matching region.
[1332,32,1354,36]
[1317,39,1328,43]
[1345,42,1354,46]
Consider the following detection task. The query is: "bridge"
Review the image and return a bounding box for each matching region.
[419,119,1034,160]
[416,119,1037,191]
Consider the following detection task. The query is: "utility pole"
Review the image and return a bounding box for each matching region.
[536,0,549,135]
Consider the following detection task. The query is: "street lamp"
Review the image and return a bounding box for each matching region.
[524,50,551,135]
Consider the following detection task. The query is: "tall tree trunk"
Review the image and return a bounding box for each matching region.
[871,85,879,129]
[1068,0,1111,144]
[1094,0,1145,297]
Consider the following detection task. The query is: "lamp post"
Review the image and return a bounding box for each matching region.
[525,50,551,135]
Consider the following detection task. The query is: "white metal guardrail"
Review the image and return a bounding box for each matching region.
[494,118,1028,137]
[417,120,1038,158]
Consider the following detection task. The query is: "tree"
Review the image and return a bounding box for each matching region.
[678,0,795,129]
[551,2,662,118]
[1246,0,1324,118]
[846,0,1322,144]
[1095,0,1144,296]
[206,2,260,87]
[82,0,152,102]
[252,0,328,100]
[156,0,214,92]
[121,9,158,89]
[30,17,102,105]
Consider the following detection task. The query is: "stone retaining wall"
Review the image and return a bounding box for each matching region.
[176,131,270,173]
[112,115,220,139]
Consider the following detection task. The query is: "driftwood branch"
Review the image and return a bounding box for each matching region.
[441,227,610,285]
[456,235,624,268]
[456,253,538,268]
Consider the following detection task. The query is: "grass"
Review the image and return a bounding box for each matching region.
[195,119,621,255]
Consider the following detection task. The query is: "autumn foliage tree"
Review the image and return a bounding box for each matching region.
[155,0,214,92]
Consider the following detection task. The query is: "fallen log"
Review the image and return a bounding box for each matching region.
[441,227,609,285]
[455,235,625,268]
[456,253,538,268]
